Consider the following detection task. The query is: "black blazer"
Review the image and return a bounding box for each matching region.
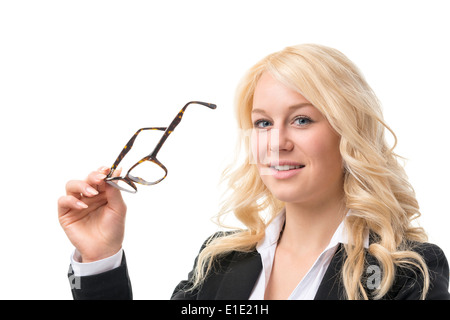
[68,239,450,300]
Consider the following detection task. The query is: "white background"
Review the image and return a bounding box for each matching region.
[0,0,449,299]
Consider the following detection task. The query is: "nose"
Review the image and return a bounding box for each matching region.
[269,127,294,152]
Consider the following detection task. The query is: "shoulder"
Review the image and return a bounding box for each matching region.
[404,241,449,280]
[171,231,259,300]
[408,241,448,263]
[386,241,449,300]
[411,242,449,299]
[200,230,238,246]
[199,230,258,263]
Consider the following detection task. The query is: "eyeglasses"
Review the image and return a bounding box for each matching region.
[105,101,217,193]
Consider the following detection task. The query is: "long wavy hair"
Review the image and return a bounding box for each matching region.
[192,44,429,299]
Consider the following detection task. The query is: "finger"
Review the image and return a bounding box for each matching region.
[105,178,127,214]
[97,166,111,176]
[65,180,99,198]
[112,167,122,177]
[103,168,124,196]
[86,169,109,192]
[58,195,88,217]
[93,167,121,193]
[103,167,126,213]
[100,167,123,191]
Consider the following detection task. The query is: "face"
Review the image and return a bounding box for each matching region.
[251,72,344,205]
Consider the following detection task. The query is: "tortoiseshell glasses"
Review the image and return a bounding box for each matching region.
[105,101,217,193]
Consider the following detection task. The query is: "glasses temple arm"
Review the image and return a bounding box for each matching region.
[149,101,217,157]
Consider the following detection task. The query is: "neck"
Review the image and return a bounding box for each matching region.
[280,195,347,254]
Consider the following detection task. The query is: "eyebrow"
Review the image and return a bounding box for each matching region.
[251,103,315,115]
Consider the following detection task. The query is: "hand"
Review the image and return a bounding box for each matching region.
[58,166,127,262]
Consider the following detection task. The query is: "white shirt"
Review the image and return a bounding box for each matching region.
[70,248,123,277]
[249,208,369,300]
[71,208,369,299]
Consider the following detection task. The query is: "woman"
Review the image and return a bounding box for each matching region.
[58,44,450,300]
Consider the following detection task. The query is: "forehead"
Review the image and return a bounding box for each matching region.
[252,72,318,115]
[252,72,312,109]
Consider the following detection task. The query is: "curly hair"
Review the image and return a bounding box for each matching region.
[191,44,429,299]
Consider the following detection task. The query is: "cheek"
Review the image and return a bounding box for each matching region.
[304,131,342,169]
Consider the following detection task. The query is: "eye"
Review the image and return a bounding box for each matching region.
[293,116,313,127]
[253,119,272,129]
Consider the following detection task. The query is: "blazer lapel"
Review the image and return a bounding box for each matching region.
[314,244,346,300]
[215,246,347,300]
[198,244,348,300]
[200,250,262,300]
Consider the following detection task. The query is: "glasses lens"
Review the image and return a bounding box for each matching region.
[106,179,136,193]
[129,161,166,185]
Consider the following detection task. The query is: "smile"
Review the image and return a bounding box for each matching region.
[266,162,306,180]
[271,164,305,171]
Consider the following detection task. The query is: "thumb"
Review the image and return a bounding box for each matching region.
[105,168,127,214]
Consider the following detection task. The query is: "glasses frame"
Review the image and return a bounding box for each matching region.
[105,101,217,193]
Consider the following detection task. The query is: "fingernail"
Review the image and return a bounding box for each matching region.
[86,186,99,195]
[99,166,110,173]
[77,201,88,209]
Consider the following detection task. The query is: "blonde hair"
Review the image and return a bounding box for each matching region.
[193,44,429,299]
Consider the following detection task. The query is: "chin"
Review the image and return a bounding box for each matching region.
[268,187,308,204]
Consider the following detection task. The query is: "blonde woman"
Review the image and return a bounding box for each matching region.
[58,44,449,300]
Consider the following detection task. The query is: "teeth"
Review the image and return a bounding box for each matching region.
[273,165,304,171]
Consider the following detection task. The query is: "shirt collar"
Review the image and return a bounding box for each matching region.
[256,208,369,252]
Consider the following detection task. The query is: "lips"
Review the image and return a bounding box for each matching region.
[269,161,305,171]
[266,161,305,179]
